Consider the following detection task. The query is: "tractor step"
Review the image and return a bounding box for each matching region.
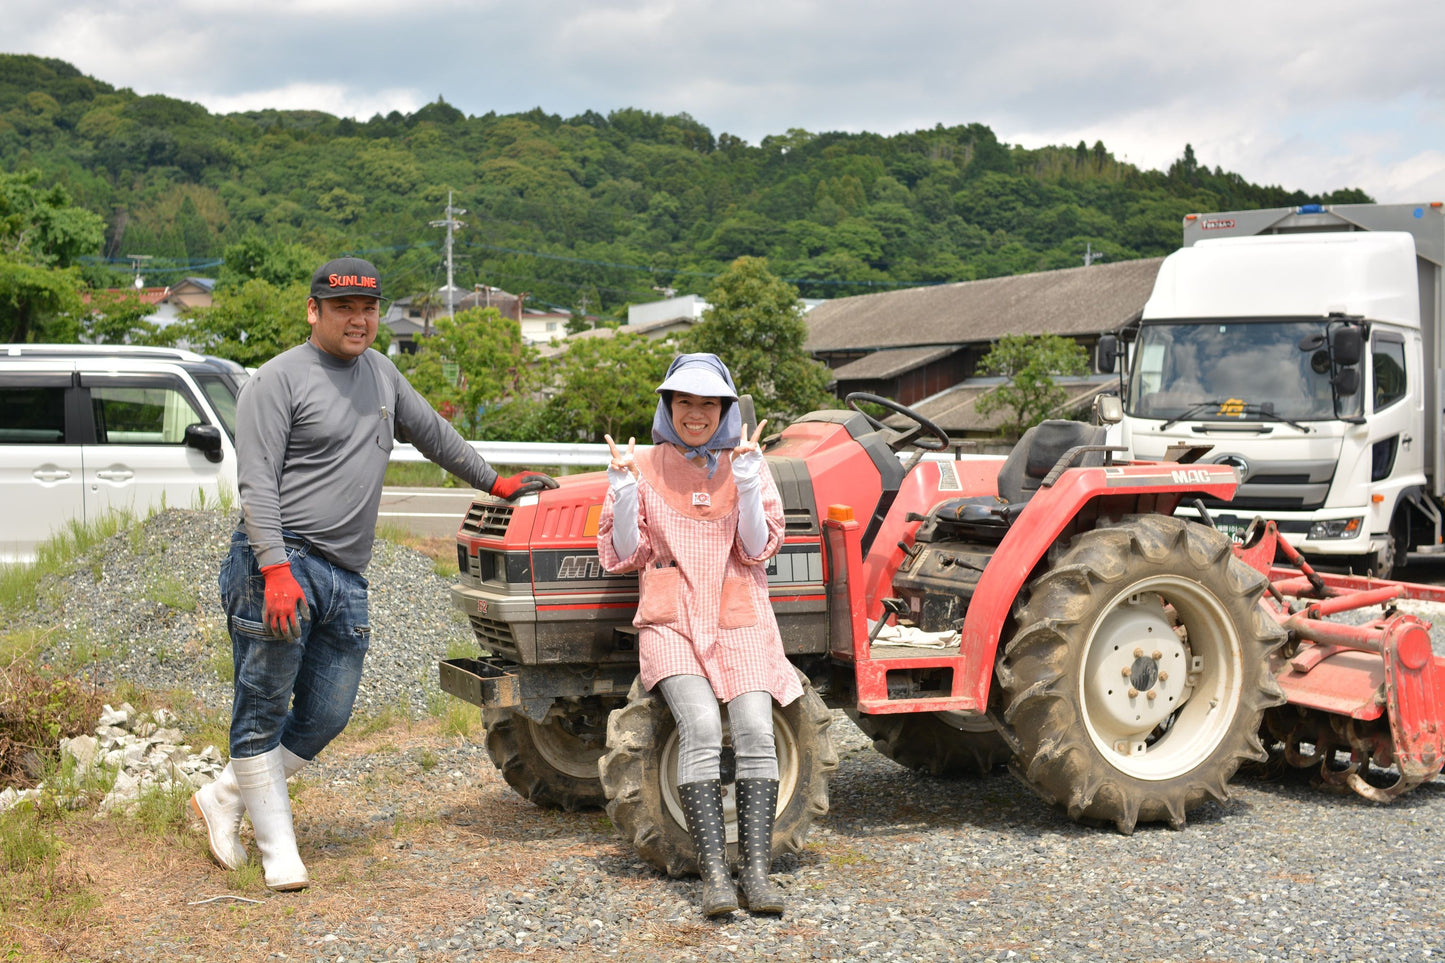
[851,650,980,715]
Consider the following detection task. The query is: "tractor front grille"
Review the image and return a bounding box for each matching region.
[461,502,514,539]
[467,613,518,650]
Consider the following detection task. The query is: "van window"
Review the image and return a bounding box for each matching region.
[91,384,204,444]
[0,385,67,444]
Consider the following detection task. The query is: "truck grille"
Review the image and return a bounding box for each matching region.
[462,503,514,539]
[467,613,518,649]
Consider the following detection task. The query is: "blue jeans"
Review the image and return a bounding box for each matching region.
[220,529,371,760]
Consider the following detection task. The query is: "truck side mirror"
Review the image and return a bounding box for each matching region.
[1096,335,1117,374]
[1332,368,1359,397]
[1330,326,1363,366]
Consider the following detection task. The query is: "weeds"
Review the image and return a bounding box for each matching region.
[0,661,105,789]
[145,573,198,612]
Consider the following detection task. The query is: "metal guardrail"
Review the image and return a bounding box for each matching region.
[390,441,624,467]
[391,441,1005,468]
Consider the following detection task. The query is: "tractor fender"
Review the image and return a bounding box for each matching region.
[954,462,1240,712]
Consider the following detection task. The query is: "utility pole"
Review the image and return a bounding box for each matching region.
[429,192,466,318]
[125,253,153,289]
[1083,242,1105,267]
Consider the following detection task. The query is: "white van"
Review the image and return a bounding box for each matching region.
[0,344,248,564]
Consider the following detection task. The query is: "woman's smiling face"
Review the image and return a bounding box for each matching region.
[670,391,722,448]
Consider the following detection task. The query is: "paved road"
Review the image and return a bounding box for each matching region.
[378,486,480,539]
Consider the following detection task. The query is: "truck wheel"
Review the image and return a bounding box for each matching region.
[997,514,1285,834]
[483,697,616,812]
[599,672,837,877]
[851,711,1011,776]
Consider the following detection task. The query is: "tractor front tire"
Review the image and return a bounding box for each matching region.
[599,672,837,877]
[852,711,1011,777]
[997,514,1285,833]
[483,698,615,812]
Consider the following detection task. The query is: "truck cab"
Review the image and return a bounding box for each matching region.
[1110,203,1445,577]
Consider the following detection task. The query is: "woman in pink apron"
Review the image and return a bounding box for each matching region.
[599,353,801,917]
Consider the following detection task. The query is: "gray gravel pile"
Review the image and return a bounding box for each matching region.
[19,509,1445,961]
[31,507,473,718]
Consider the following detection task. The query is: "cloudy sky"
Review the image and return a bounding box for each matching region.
[9,0,1445,203]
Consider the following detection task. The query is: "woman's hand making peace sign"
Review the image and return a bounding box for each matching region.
[604,434,639,479]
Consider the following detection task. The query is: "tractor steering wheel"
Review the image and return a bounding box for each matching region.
[845,392,951,452]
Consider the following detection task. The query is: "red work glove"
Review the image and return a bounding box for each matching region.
[490,471,559,501]
[259,562,306,639]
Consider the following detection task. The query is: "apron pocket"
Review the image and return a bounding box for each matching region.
[637,565,680,626]
[719,575,757,629]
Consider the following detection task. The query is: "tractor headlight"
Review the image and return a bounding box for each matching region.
[1307,517,1363,540]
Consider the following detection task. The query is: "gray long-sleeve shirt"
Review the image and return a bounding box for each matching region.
[236,341,498,572]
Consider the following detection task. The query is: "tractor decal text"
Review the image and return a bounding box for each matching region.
[1104,467,1233,488]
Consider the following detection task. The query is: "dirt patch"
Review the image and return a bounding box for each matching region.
[1,719,704,963]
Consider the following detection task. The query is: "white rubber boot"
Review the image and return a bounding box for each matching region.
[190,764,246,870]
[191,747,310,872]
[232,748,309,891]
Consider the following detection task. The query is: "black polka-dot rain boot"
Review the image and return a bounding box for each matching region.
[734,778,784,914]
[676,780,738,917]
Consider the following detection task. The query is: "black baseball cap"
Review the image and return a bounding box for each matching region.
[310,257,382,300]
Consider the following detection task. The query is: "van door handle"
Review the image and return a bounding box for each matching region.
[96,469,134,482]
[1402,434,1413,447]
[33,469,72,482]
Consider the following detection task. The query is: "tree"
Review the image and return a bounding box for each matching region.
[216,233,318,291]
[683,257,835,425]
[171,278,311,367]
[544,331,676,443]
[974,334,1090,439]
[0,168,104,341]
[397,306,537,439]
[81,288,176,345]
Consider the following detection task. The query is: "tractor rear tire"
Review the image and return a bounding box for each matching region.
[997,514,1285,833]
[852,711,1011,776]
[483,698,616,812]
[599,672,837,877]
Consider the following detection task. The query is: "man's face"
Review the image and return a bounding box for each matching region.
[308,295,379,359]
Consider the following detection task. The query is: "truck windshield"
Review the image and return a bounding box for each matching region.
[1126,320,1360,423]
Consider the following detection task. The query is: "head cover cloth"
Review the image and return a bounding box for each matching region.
[651,353,741,477]
[310,257,382,300]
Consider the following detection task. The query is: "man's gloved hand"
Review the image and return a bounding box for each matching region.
[259,562,306,639]
[490,471,559,501]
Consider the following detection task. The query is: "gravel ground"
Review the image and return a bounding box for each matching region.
[18,508,1445,962]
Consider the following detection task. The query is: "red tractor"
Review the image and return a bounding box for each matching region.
[441,394,1445,875]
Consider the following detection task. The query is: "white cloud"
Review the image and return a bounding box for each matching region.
[198,83,423,121]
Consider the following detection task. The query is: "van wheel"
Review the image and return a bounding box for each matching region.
[599,672,837,876]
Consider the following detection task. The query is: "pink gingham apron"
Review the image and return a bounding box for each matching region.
[598,444,802,706]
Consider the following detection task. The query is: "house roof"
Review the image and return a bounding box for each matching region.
[904,375,1119,434]
[829,345,956,381]
[806,257,1165,353]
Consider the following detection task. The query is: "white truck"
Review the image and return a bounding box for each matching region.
[1102,202,1445,577]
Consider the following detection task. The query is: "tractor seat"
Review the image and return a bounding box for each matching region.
[996,420,1109,505]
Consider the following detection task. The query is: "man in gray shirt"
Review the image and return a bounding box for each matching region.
[190,257,556,891]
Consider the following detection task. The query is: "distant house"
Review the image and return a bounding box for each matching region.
[383,285,584,353]
[804,258,1164,435]
[82,277,216,331]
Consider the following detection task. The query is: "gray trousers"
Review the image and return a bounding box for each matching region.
[656,674,778,785]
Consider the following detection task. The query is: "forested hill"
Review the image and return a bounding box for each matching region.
[0,53,1370,317]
